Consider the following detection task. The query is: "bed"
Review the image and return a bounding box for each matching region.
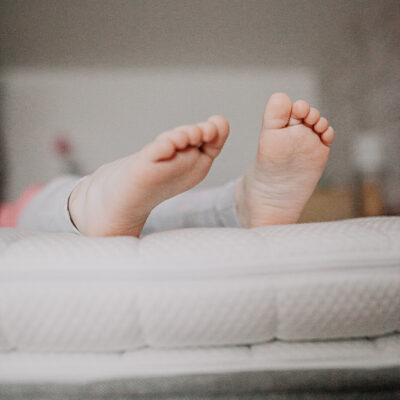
[0,217,399,399]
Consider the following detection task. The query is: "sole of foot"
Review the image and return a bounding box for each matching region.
[69,115,230,237]
[236,92,335,227]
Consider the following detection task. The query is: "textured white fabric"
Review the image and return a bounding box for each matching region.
[1,334,399,382]
[0,217,399,352]
[18,175,82,234]
[17,175,242,235]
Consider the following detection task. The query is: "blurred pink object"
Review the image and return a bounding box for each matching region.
[0,183,44,227]
[54,136,71,156]
[53,136,81,175]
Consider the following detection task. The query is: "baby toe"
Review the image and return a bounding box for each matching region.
[292,100,310,120]
[321,126,335,146]
[150,137,176,161]
[198,121,218,142]
[208,115,230,140]
[262,92,292,129]
[185,125,203,146]
[304,107,320,126]
[314,117,329,134]
[169,130,190,149]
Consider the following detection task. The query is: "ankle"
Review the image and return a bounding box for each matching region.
[235,174,303,228]
[68,177,89,234]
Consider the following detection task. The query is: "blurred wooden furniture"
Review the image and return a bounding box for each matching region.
[299,183,386,223]
[359,181,385,217]
[299,186,355,223]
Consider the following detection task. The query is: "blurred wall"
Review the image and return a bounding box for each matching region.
[320,1,400,211]
[0,0,338,68]
[0,0,398,203]
[1,68,318,200]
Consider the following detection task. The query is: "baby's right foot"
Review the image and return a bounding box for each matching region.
[69,116,229,237]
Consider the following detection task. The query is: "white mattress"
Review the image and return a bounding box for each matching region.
[0,217,399,394]
[0,217,399,354]
[1,334,399,383]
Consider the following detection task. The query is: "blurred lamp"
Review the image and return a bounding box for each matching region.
[353,133,385,175]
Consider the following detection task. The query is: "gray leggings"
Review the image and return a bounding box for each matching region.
[18,175,242,236]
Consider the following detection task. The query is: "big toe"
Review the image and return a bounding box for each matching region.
[201,115,230,158]
[262,92,292,130]
[208,115,230,140]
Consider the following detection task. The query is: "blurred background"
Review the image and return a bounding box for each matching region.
[0,0,399,221]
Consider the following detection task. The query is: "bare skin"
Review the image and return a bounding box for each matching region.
[235,92,335,227]
[68,116,230,237]
[69,92,334,237]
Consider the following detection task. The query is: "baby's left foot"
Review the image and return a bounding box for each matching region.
[236,92,334,227]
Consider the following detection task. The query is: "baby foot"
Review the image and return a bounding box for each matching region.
[235,92,334,227]
[69,116,229,236]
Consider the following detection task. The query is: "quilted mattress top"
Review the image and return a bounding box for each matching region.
[0,217,399,352]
